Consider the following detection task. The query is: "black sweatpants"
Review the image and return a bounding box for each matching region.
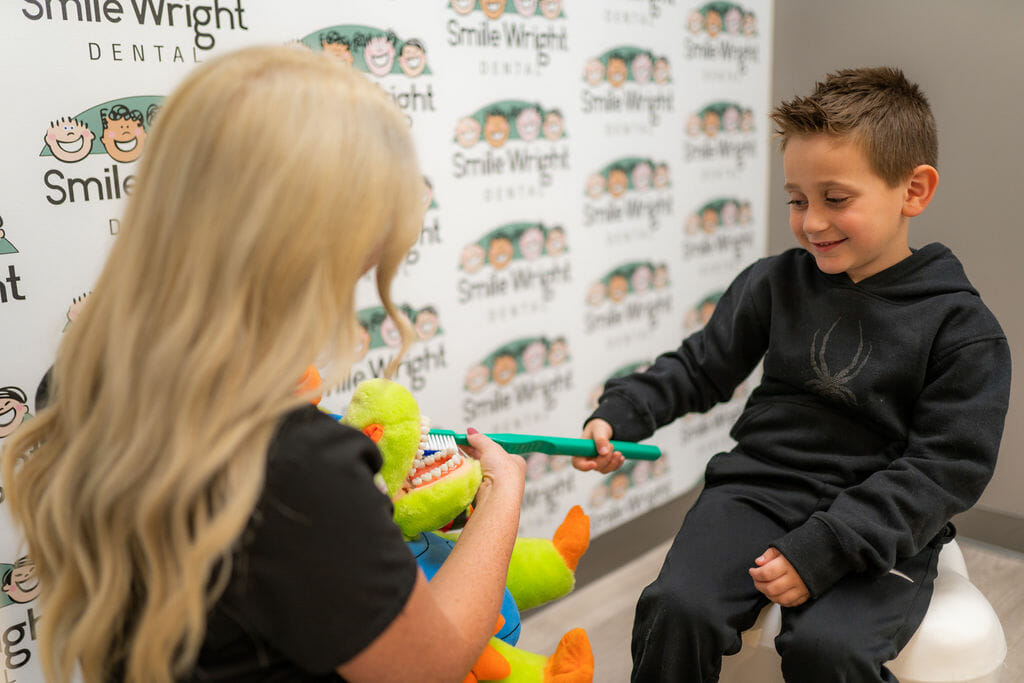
[631,483,943,682]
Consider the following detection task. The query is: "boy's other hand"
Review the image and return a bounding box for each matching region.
[573,418,626,473]
[749,547,810,607]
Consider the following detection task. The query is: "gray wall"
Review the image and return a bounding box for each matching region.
[769,0,1024,526]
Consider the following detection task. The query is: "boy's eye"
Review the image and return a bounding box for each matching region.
[825,196,850,205]
[787,199,807,208]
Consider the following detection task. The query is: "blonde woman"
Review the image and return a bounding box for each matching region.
[1,46,526,683]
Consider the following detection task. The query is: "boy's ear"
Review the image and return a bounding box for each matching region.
[902,164,939,217]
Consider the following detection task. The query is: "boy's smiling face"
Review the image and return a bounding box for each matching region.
[784,134,914,283]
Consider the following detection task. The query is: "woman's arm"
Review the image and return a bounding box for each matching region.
[338,431,526,682]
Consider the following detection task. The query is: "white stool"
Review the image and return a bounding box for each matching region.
[719,540,1007,683]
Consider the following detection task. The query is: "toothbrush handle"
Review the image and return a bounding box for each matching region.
[488,434,661,461]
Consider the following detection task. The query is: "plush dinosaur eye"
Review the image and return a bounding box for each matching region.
[362,423,385,442]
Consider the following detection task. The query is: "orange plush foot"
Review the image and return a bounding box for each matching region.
[543,628,594,683]
[463,617,512,683]
[552,505,590,571]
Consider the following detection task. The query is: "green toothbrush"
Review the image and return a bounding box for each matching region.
[426,429,661,461]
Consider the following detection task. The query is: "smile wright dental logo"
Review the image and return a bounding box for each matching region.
[41,96,163,164]
[40,96,163,206]
[452,99,569,186]
[301,25,431,78]
[686,2,759,38]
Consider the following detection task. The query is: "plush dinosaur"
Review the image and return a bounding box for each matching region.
[340,378,594,683]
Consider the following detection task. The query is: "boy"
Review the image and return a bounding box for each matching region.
[576,67,1011,682]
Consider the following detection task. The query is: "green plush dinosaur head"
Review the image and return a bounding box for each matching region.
[342,378,481,538]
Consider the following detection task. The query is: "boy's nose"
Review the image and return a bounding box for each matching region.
[801,205,830,233]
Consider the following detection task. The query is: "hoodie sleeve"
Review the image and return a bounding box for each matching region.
[772,333,1011,598]
[588,259,772,442]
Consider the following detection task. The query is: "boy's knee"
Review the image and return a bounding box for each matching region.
[778,627,882,682]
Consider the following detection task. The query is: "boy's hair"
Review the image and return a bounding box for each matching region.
[770,66,937,186]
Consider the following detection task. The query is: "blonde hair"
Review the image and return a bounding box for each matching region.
[1,45,422,682]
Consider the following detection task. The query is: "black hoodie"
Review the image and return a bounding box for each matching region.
[589,243,1011,597]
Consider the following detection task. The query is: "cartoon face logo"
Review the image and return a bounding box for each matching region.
[484,113,511,148]
[721,201,739,226]
[608,274,629,302]
[539,0,562,19]
[631,53,652,84]
[44,117,95,163]
[542,111,564,141]
[706,10,723,37]
[364,35,396,76]
[743,12,757,36]
[584,58,605,86]
[548,338,568,366]
[631,264,652,293]
[492,354,517,385]
[702,207,719,233]
[739,202,753,223]
[321,34,354,65]
[0,387,29,439]
[585,173,606,199]
[631,162,653,192]
[687,10,704,33]
[653,58,671,85]
[607,168,628,198]
[607,56,628,87]
[451,0,475,15]
[515,107,542,142]
[488,235,514,269]
[741,109,755,132]
[522,341,547,373]
[686,114,702,137]
[456,116,482,148]
[519,225,544,260]
[703,110,721,138]
[100,105,146,163]
[725,7,743,34]
[481,0,505,19]
[653,265,669,289]
[465,364,490,393]
[380,316,403,348]
[414,307,440,340]
[399,40,427,77]
[545,227,566,255]
[2,558,40,604]
[653,164,669,190]
[723,106,740,133]
[514,0,538,15]
[461,243,486,273]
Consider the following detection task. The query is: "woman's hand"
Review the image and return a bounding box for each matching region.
[460,428,526,507]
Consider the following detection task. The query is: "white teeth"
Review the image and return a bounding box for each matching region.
[422,472,433,482]
[412,476,423,486]
[430,467,441,478]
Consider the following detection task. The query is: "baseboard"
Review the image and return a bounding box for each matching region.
[576,488,1024,593]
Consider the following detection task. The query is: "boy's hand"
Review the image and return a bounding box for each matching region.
[573,418,626,473]
[749,547,810,607]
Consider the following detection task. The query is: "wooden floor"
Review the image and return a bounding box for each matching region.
[520,537,1024,682]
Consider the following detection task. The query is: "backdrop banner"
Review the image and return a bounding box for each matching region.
[0,1,772,676]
